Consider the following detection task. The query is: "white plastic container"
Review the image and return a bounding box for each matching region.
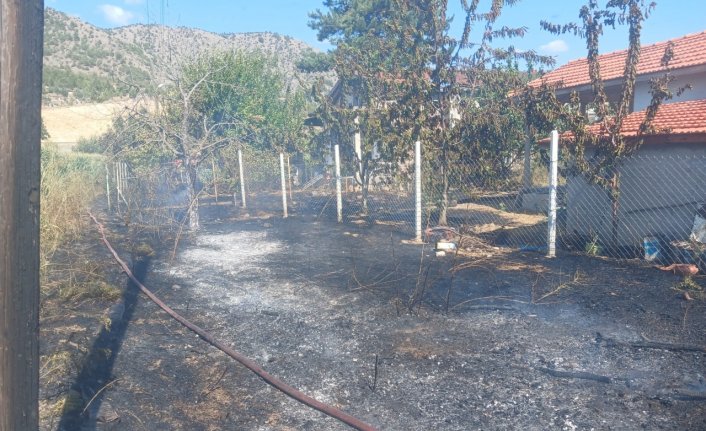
[436,241,457,251]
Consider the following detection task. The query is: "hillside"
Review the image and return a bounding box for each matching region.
[43,7,335,106]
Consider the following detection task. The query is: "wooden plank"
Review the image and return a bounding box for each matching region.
[0,1,44,430]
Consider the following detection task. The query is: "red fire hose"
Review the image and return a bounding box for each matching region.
[89,213,378,431]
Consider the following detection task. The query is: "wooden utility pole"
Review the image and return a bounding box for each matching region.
[0,1,44,430]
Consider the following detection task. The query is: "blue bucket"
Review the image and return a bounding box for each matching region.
[643,236,660,261]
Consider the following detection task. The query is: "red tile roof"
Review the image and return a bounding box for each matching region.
[540,99,706,144]
[613,99,706,137]
[529,31,706,89]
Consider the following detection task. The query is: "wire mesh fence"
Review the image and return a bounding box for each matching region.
[418,155,547,249]
[102,140,706,272]
[557,152,706,268]
[106,160,192,232]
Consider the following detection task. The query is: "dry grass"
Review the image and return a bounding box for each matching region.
[40,145,102,272]
[673,276,705,300]
[40,144,121,303]
[58,280,122,302]
[42,101,131,150]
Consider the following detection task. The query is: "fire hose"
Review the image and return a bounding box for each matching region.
[89,212,378,431]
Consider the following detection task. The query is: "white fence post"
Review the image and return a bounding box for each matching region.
[238,148,246,208]
[354,116,362,185]
[547,130,559,258]
[280,152,288,218]
[287,155,293,203]
[415,140,422,242]
[114,163,120,206]
[335,144,343,223]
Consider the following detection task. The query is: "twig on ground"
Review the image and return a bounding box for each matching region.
[81,378,121,416]
[682,302,691,330]
[444,233,465,314]
[123,409,149,431]
[596,332,706,353]
[317,195,334,220]
[536,367,611,383]
[367,355,379,392]
[450,296,530,311]
[199,366,228,401]
[408,266,431,312]
[668,392,706,402]
[534,269,585,303]
[170,190,203,261]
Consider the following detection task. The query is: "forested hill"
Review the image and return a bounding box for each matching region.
[43,7,335,105]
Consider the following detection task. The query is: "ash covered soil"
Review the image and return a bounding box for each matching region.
[54,202,706,430]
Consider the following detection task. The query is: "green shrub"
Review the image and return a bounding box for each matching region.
[74,136,108,154]
[43,66,121,102]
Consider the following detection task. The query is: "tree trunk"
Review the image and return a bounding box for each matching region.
[609,171,621,254]
[211,156,218,202]
[185,158,200,230]
[0,1,43,429]
[357,157,370,215]
[438,147,449,226]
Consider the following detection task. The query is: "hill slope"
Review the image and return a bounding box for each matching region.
[43,7,334,105]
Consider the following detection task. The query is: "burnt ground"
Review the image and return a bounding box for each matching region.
[40,198,706,430]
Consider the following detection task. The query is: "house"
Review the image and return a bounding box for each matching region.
[527,31,706,255]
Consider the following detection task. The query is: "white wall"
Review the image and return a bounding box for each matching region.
[634,70,706,111]
[565,143,706,247]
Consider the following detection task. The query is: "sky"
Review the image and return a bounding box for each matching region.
[47,0,705,68]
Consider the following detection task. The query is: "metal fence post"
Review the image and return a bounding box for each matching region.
[238,148,246,208]
[280,152,288,218]
[335,144,343,223]
[547,130,559,258]
[415,140,422,241]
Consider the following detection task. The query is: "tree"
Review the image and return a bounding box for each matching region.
[456,67,530,190]
[135,51,288,229]
[535,0,683,250]
[310,0,409,214]
[311,0,551,224]
[296,49,335,73]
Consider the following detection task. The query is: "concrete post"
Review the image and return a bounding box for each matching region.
[335,144,343,223]
[238,148,246,208]
[287,155,293,203]
[354,115,362,185]
[415,140,422,242]
[280,152,288,218]
[547,130,559,258]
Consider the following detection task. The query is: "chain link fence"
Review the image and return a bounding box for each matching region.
[106,160,190,232]
[557,152,706,268]
[103,139,706,272]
